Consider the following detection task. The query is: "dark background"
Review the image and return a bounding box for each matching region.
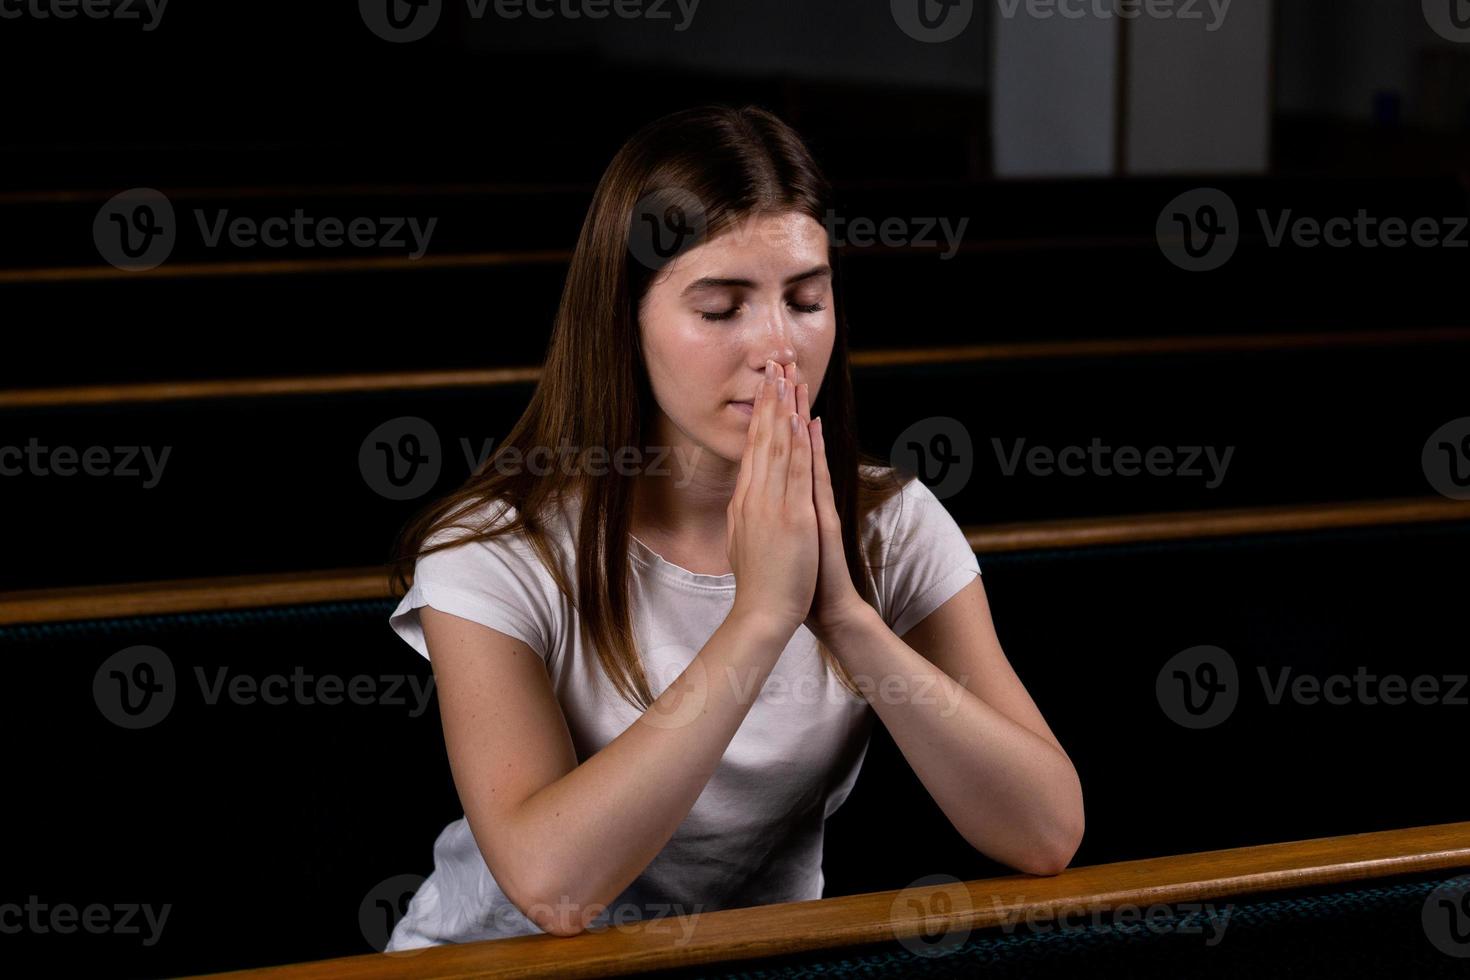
[1,2,1467,976]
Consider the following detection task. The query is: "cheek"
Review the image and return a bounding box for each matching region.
[797,314,837,376]
[645,320,740,414]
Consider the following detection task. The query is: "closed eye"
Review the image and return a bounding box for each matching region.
[700,300,828,322]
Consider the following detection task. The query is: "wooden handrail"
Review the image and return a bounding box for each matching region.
[0,172,1264,207]
[2,497,1467,627]
[966,496,1470,554]
[0,249,573,284]
[190,820,1470,979]
[3,327,1466,408]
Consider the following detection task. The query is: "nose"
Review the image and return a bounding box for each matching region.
[755,312,797,376]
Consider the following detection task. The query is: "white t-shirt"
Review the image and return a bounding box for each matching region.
[384,465,981,948]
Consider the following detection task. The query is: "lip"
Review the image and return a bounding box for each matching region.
[728,400,754,416]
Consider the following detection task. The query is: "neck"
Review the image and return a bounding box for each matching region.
[629,411,739,553]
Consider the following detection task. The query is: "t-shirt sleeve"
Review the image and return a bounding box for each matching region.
[878,476,982,638]
[388,518,553,664]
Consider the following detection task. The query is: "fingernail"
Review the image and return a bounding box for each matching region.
[790,413,800,433]
[766,360,775,381]
[777,377,786,399]
[813,415,822,432]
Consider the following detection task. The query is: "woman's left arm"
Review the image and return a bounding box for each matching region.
[824,577,1085,877]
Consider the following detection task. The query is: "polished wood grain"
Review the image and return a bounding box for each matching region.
[0,249,573,284]
[0,567,392,626]
[4,327,1465,408]
[3,497,1467,626]
[966,496,1470,553]
[191,821,1470,980]
[0,366,545,408]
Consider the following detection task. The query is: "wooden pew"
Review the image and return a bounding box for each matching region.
[186,821,1470,979]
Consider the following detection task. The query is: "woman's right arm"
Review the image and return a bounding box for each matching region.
[422,361,820,937]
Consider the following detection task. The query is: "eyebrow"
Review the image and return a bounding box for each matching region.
[679,264,832,296]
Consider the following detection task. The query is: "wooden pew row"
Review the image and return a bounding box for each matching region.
[3,172,1466,389]
[3,496,1467,627]
[4,259,1464,390]
[188,822,1470,980]
[4,516,1464,977]
[2,171,1462,268]
[2,326,1465,409]
[4,338,1466,592]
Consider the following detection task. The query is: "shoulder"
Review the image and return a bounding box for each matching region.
[393,494,573,662]
[857,466,979,635]
[858,463,933,548]
[417,494,574,583]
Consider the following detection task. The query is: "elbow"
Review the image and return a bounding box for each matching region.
[1015,837,1079,877]
[1007,785,1085,877]
[1023,801,1085,877]
[525,902,594,938]
[505,870,600,938]
[480,821,601,937]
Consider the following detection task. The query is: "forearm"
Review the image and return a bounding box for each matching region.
[827,607,1084,875]
[508,607,793,932]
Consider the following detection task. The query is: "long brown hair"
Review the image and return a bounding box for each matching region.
[389,104,906,710]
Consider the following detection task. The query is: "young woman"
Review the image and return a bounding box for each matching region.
[384,105,1083,947]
